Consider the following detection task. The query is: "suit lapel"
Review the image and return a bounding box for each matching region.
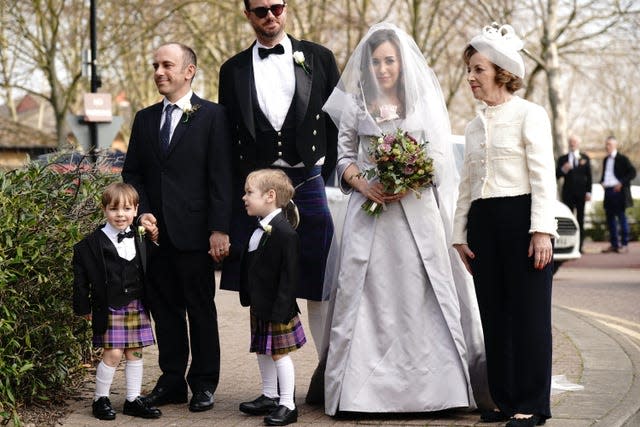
[135,233,147,275]
[236,47,256,139]
[290,36,312,130]
[165,93,199,157]
[148,102,164,161]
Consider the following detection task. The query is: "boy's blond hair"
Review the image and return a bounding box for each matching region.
[101,182,139,208]
[245,169,294,208]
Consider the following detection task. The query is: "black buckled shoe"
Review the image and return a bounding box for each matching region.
[264,405,298,426]
[480,409,510,422]
[123,396,162,419]
[239,394,279,415]
[92,396,116,420]
[189,390,214,412]
[142,385,188,407]
[506,414,545,427]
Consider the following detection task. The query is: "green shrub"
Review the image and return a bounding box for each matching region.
[0,154,119,425]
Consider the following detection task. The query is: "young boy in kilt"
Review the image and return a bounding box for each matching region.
[72,182,161,421]
[238,169,306,426]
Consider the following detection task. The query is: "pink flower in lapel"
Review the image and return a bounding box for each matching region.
[182,103,201,123]
[293,51,310,75]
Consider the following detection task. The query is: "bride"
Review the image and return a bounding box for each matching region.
[320,22,490,415]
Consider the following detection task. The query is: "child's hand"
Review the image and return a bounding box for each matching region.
[83,314,92,321]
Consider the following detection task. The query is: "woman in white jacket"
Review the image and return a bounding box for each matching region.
[453,24,557,427]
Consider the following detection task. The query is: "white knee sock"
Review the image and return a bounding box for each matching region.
[307,300,328,355]
[275,356,295,410]
[124,358,144,402]
[257,354,278,399]
[94,361,116,400]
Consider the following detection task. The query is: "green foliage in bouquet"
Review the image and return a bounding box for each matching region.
[0,154,118,425]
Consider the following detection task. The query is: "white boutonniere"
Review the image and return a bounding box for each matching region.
[261,224,272,247]
[137,225,146,239]
[293,51,310,75]
[182,103,201,123]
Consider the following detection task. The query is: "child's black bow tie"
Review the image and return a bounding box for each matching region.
[117,230,135,242]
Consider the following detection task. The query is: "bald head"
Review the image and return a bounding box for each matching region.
[568,135,581,151]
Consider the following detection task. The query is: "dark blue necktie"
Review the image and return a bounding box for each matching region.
[160,104,175,153]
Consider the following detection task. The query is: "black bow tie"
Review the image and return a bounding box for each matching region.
[117,230,135,243]
[258,44,284,59]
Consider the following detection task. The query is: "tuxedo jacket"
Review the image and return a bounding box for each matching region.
[239,213,300,324]
[122,94,232,251]
[72,225,149,335]
[600,152,637,208]
[218,35,340,183]
[556,152,592,200]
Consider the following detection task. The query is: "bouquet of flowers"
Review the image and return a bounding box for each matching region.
[359,128,435,216]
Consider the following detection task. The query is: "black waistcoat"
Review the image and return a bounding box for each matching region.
[99,234,144,309]
[251,79,301,166]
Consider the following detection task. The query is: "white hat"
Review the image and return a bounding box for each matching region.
[469,23,525,78]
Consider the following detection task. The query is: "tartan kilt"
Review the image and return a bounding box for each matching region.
[250,313,306,355]
[93,299,155,349]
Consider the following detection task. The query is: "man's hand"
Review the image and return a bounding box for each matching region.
[139,213,159,242]
[209,231,230,262]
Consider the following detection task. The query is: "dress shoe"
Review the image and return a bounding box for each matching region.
[142,386,188,407]
[123,396,162,419]
[506,414,545,426]
[480,409,510,422]
[239,394,279,415]
[92,396,116,420]
[617,245,629,253]
[601,246,619,253]
[189,390,214,412]
[264,405,298,426]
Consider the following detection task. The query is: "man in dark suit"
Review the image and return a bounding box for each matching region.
[556,135,592,251]
[600,136,637,253]
[218,0,339,366]
[122,42,232,412]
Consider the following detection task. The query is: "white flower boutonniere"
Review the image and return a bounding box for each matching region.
[293,51,310,75]
[182,103,201,123]
[261,224,273,247]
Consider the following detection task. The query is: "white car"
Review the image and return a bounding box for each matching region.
[326,136,581,274]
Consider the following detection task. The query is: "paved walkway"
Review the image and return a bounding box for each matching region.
[59,242,640,426]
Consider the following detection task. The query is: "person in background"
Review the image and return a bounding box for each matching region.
[556,135,592,252]
[238,169,305,426]
[72,183,161,421]
[122,42,232,413]
[453,23,557,427]
[600,135,636,253]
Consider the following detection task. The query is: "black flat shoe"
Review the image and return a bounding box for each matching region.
[189,390,214,412]
[506,415,545,427]
[239,394,279,415]
[92,396,116,420]
[142,385,188,407]
[123,396,162,419]
[264,405,298,426]
[480,409,510,422]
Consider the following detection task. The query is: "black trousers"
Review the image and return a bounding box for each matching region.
[467,195,552,420]
[562,192,586,250]
[148,241,220,393]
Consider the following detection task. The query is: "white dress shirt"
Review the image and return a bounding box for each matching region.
[101,223,136,261]
[160,89,194,142]
[248,208,282,252]
[602,150,621,187]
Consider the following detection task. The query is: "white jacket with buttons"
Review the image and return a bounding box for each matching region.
[453,96,558,244]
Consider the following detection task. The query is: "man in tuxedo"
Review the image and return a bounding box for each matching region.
[556,135,592,251]
[600,136,636,253]
[122,42,232,412]
[218,0,339,367]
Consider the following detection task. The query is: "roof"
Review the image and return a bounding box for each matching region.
[0,115,57,149]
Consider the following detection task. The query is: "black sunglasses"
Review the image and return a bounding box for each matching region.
[249,3,286,19]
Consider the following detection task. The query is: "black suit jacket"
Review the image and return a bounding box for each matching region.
[239,213,300,324]
[600,152,637,208]
[218,35,340,183]
[556,152,592,201]
[122,94,232,251]
[72,226,149,335]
